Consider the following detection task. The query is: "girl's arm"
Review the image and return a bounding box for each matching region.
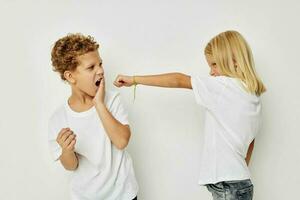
[245,139,255,166]
[114,73,192,89]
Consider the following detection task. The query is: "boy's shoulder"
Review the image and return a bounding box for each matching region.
[49,103,66,125]
[105,90,122,110]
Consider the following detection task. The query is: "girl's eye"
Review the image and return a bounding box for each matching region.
[89,65,94,70]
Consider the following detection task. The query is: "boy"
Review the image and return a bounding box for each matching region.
[48,33,138,200]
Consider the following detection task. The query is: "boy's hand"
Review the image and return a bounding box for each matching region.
[56,128,76,153]
[114,75,134,87]
[93,78,105,106]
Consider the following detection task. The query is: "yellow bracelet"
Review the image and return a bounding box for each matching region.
[133,76,137,85]
[133,76,137,101]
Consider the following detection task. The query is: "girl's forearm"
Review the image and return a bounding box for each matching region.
[134,73,192,89]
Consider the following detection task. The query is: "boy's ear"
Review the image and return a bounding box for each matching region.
[64,70,76,84]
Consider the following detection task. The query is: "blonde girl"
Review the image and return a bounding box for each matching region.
[114,30,265,200]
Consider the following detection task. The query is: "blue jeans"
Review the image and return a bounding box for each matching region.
[206,179,253,200]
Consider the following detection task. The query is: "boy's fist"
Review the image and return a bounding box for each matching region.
[56,128,76,152]
[114,75,134,87]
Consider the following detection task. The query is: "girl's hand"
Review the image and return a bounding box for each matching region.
[56,128,76,153]
[114,75,135,87]
[93,78,105,106]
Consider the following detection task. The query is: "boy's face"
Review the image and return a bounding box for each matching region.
[69,50,104,97]
[205,55,221,77]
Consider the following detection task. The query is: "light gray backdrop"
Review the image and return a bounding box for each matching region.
[0,0,299,199]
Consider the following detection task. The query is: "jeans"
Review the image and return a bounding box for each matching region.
[206,179,253,200]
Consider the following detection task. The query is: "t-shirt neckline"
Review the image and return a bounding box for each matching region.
[65,99,96,117]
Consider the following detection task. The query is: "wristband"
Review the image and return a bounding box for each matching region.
[133,76,137,101]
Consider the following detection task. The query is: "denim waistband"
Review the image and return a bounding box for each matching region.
[211,179,252,190]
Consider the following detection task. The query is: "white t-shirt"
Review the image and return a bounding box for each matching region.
[48,91,138,200]
[191,75,262,185]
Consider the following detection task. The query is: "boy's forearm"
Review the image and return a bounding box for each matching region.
[95,103,130,150]
[245,139,255,166]
[59,151,78,171]
[135,73,191,88]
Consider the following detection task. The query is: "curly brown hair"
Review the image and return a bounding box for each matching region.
[51,33,99,81]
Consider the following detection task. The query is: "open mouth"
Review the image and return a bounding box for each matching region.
[95,78,102,86]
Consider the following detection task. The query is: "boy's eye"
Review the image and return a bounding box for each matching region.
[88,65,94,70]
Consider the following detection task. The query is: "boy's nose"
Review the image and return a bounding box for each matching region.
[96,67,104,75]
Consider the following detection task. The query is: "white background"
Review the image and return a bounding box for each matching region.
[0,0,299,199]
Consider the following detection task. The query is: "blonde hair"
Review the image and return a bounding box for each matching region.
[204,30,266,96]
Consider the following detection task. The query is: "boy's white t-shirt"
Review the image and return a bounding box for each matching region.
[191,75,262,185]
[48,91,138,200]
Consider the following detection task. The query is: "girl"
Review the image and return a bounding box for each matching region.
[114,30,265,200]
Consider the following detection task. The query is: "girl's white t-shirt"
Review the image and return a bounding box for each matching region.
[191,75,262,185]
[48,91,138,200]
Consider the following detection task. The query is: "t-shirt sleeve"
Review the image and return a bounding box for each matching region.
[48,117,62,161]
[109,93,129,125]
[190,76,226,109]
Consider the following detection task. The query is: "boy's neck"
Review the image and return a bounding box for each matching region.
[69,94,93,105]
[69,87,94,106]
